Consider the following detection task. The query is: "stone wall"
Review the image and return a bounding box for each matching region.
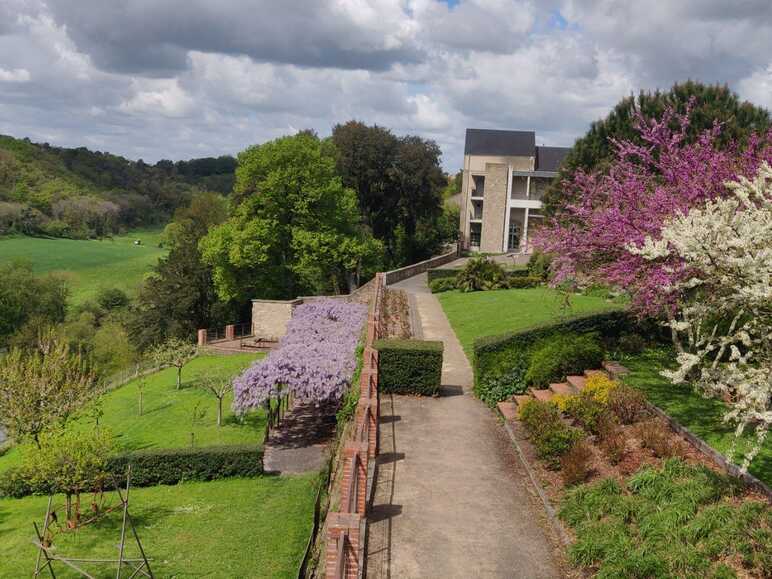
[383,246,460,285]
[480,163,508,253]
[251,298,303,340]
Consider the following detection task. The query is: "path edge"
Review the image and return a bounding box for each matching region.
[496,408,572,547]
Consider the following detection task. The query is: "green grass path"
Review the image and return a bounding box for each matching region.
[0,229,166,304]
[438,287,624,354]
[0,475,317,577]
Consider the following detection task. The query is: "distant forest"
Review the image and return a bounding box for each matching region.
[0,134,236,239]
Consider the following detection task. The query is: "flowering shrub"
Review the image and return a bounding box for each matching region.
[535,105,772,318]
[232,300,367,412]
[583,374,619,404]
[631,163,772,471]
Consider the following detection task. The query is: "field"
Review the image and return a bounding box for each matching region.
[438,287,625,354]
[0,353,265,473]
[0,475,317,578]
[622,348,772,486]
[0,229,166,304]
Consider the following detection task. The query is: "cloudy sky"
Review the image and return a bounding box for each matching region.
[0,0,771,170]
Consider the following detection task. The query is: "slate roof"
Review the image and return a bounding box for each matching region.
[535,146,570,172]
[464,128,535,157]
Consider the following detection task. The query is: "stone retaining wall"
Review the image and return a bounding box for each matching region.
[383,245,460,286]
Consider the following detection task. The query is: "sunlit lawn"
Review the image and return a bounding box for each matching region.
[0,353,265,473]
[0,229,166,304]
[438,286,625,354]
[0,474,317,578]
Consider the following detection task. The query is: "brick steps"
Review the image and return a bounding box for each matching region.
[566,375,587,391]
[549,382,576,396]
[497,362,630,422]
[603,360,629,378]
[531,389,554,403]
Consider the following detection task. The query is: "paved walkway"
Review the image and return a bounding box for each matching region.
[366,273,562,578]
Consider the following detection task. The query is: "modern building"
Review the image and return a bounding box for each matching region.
[459,128,570,254]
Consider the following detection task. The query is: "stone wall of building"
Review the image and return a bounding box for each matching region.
[251,298,303,340]
[480,163,508,253]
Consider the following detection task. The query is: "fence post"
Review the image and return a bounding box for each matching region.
[197,329,207,347]
[225,324,235,340]
[325,514,361,579]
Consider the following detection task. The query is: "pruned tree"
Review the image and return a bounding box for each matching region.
[198,376,230,427]
[0,332,97,448]
[150,337,197,389]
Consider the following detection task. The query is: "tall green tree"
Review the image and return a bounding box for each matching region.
[544,81,772,216]
[0,261,67,347]
[200,132,382,300]
[128,192,232,350]
[332,121,448,267]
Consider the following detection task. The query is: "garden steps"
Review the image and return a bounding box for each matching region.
[497,400,518,422]
[566,375,587,391]
[513,395,532,409]
[603,360,629,378]
[584,369,608,380]
[531,389,554,403]
[548,382,575,396]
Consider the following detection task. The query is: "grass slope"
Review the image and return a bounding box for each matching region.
[0,353,265,473]
[438,287,624,354]
[623,348,772,486]
[0,475,317,578]
[0,229,166,304]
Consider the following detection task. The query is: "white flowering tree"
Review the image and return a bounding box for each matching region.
[629,162,772,471]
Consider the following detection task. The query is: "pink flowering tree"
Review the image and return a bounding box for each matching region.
[232,299,367,413]
[534,106,772,321]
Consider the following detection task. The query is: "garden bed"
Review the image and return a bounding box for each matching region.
[504,374,772,578]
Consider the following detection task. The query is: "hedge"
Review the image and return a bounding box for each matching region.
[473,310,632,406]
[0,444,264,498]
[427,267,531,285]
[374,339,443,396]
[427,268,461,284]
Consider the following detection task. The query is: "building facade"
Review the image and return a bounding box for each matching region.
[459,128,569,253]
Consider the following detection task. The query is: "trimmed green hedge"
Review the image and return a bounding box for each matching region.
[427,268,460,283]
[109,444,264,486]
[473,310,632,406]
[0,444,264,498]
[375,339,443,396]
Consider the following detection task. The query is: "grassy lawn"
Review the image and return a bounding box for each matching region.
[0,353,265,473]
[622,348,772,487]
[0,229,166,304]
[438,287,625,354]
[0,474,317,578]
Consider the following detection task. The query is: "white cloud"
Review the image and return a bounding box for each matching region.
[0,0,769,170]
[0,67,30,82]
[119,79,196,118]
[737,64,772,109]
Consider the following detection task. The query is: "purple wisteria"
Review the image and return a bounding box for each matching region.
[232,299,367,413]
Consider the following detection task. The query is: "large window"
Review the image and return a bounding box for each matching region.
[470,223,482,248]
[507,222,520,251]
[471,175,485,197]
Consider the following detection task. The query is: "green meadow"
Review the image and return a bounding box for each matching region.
[0,229,166,304]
